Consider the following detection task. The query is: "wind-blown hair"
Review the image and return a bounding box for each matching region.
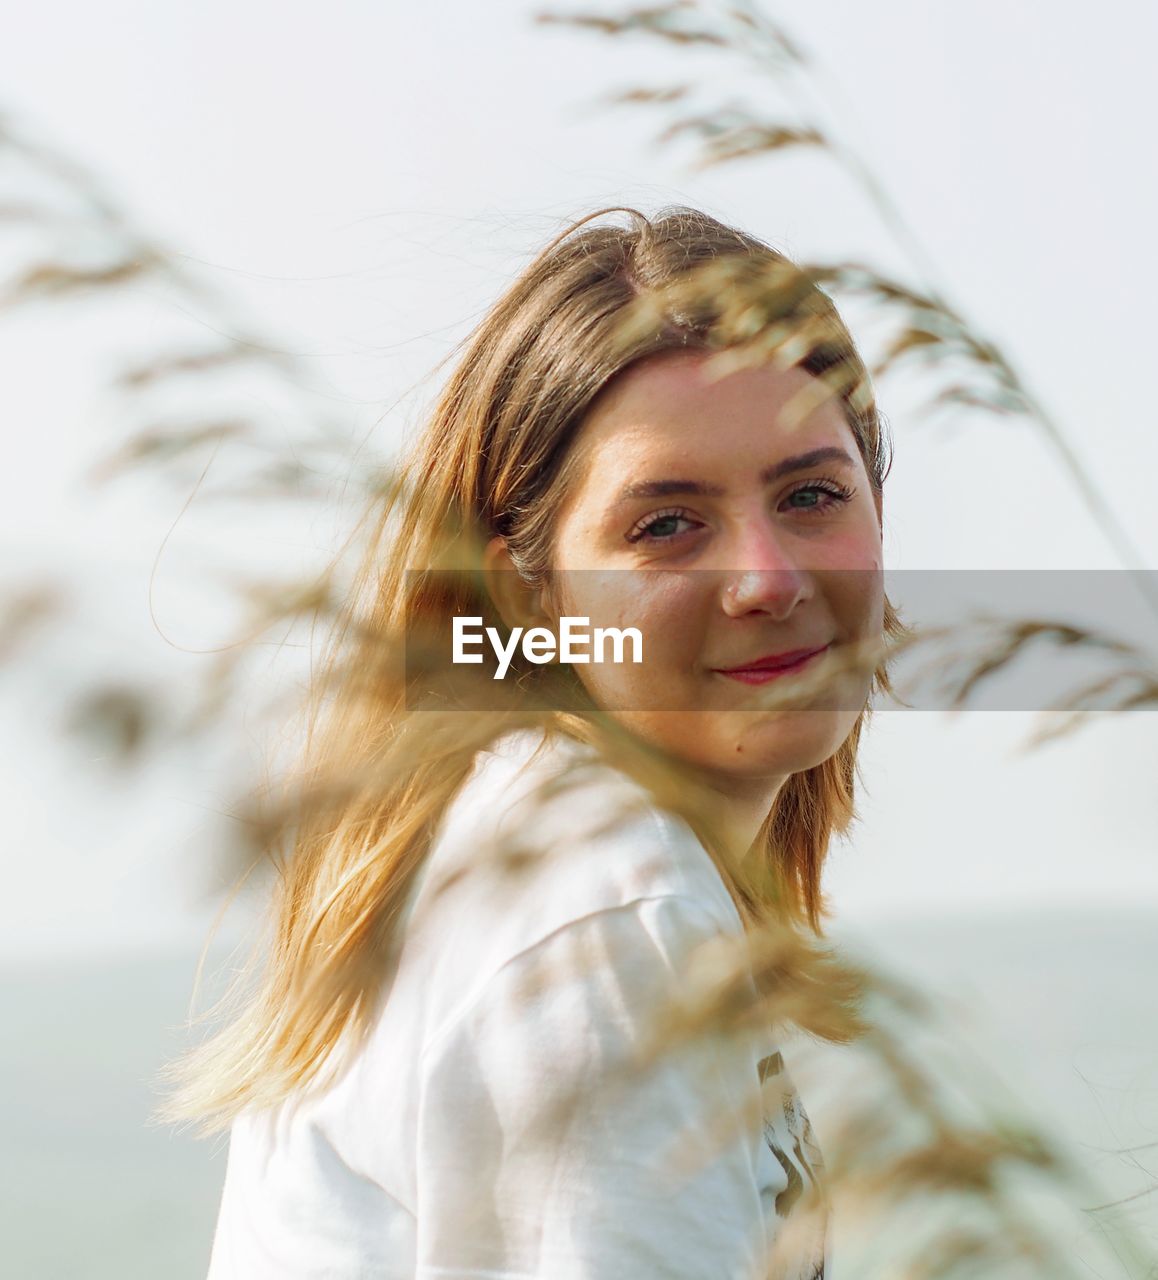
[162,205,906,1133]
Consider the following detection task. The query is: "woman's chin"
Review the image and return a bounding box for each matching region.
[705,709,855,775]
[596,706,859,773]
[599,707,857,779]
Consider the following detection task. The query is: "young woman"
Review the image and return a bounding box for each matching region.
[167,205,903,1279]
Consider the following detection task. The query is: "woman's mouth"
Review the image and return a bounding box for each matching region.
[712,644,830,685]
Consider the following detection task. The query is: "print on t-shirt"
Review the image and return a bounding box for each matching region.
[758,1050,828,1280]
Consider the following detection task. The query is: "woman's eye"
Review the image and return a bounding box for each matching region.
[782,479,857,513]
[626,480,857,544]
[626,508,699,544]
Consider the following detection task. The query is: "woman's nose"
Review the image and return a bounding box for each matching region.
[718,521,812,619]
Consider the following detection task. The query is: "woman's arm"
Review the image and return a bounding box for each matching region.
[414,893,773,1280]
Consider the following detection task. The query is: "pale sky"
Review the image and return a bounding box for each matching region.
[3,0,1157,957]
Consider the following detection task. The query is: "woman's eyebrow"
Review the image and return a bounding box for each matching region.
[610,446,856,506]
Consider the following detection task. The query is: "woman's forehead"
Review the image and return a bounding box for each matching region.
[575,353,853,467]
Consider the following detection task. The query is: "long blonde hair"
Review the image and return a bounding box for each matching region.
[162,205,906,1133]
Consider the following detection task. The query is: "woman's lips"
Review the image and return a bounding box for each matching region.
[713,645,829,685]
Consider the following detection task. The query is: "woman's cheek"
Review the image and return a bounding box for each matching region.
[813,522,882,571]
[577,572,701,638]
[634,578,706,671]
[587,589,706,710]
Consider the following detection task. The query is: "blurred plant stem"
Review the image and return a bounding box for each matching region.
[538,0,1158,624]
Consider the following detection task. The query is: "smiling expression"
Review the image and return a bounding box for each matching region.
[539,348,885,799]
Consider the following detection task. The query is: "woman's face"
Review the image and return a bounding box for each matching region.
[541,348,884,801]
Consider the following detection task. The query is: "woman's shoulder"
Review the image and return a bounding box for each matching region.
[439,725,739,924]
[395,726,743,1033]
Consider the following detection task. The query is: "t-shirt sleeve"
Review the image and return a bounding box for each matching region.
[413,893,771,1280]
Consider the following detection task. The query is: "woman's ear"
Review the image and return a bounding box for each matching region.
[482,536,549,631]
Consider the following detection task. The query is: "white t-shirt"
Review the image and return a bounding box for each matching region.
[207,727,829,1279]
